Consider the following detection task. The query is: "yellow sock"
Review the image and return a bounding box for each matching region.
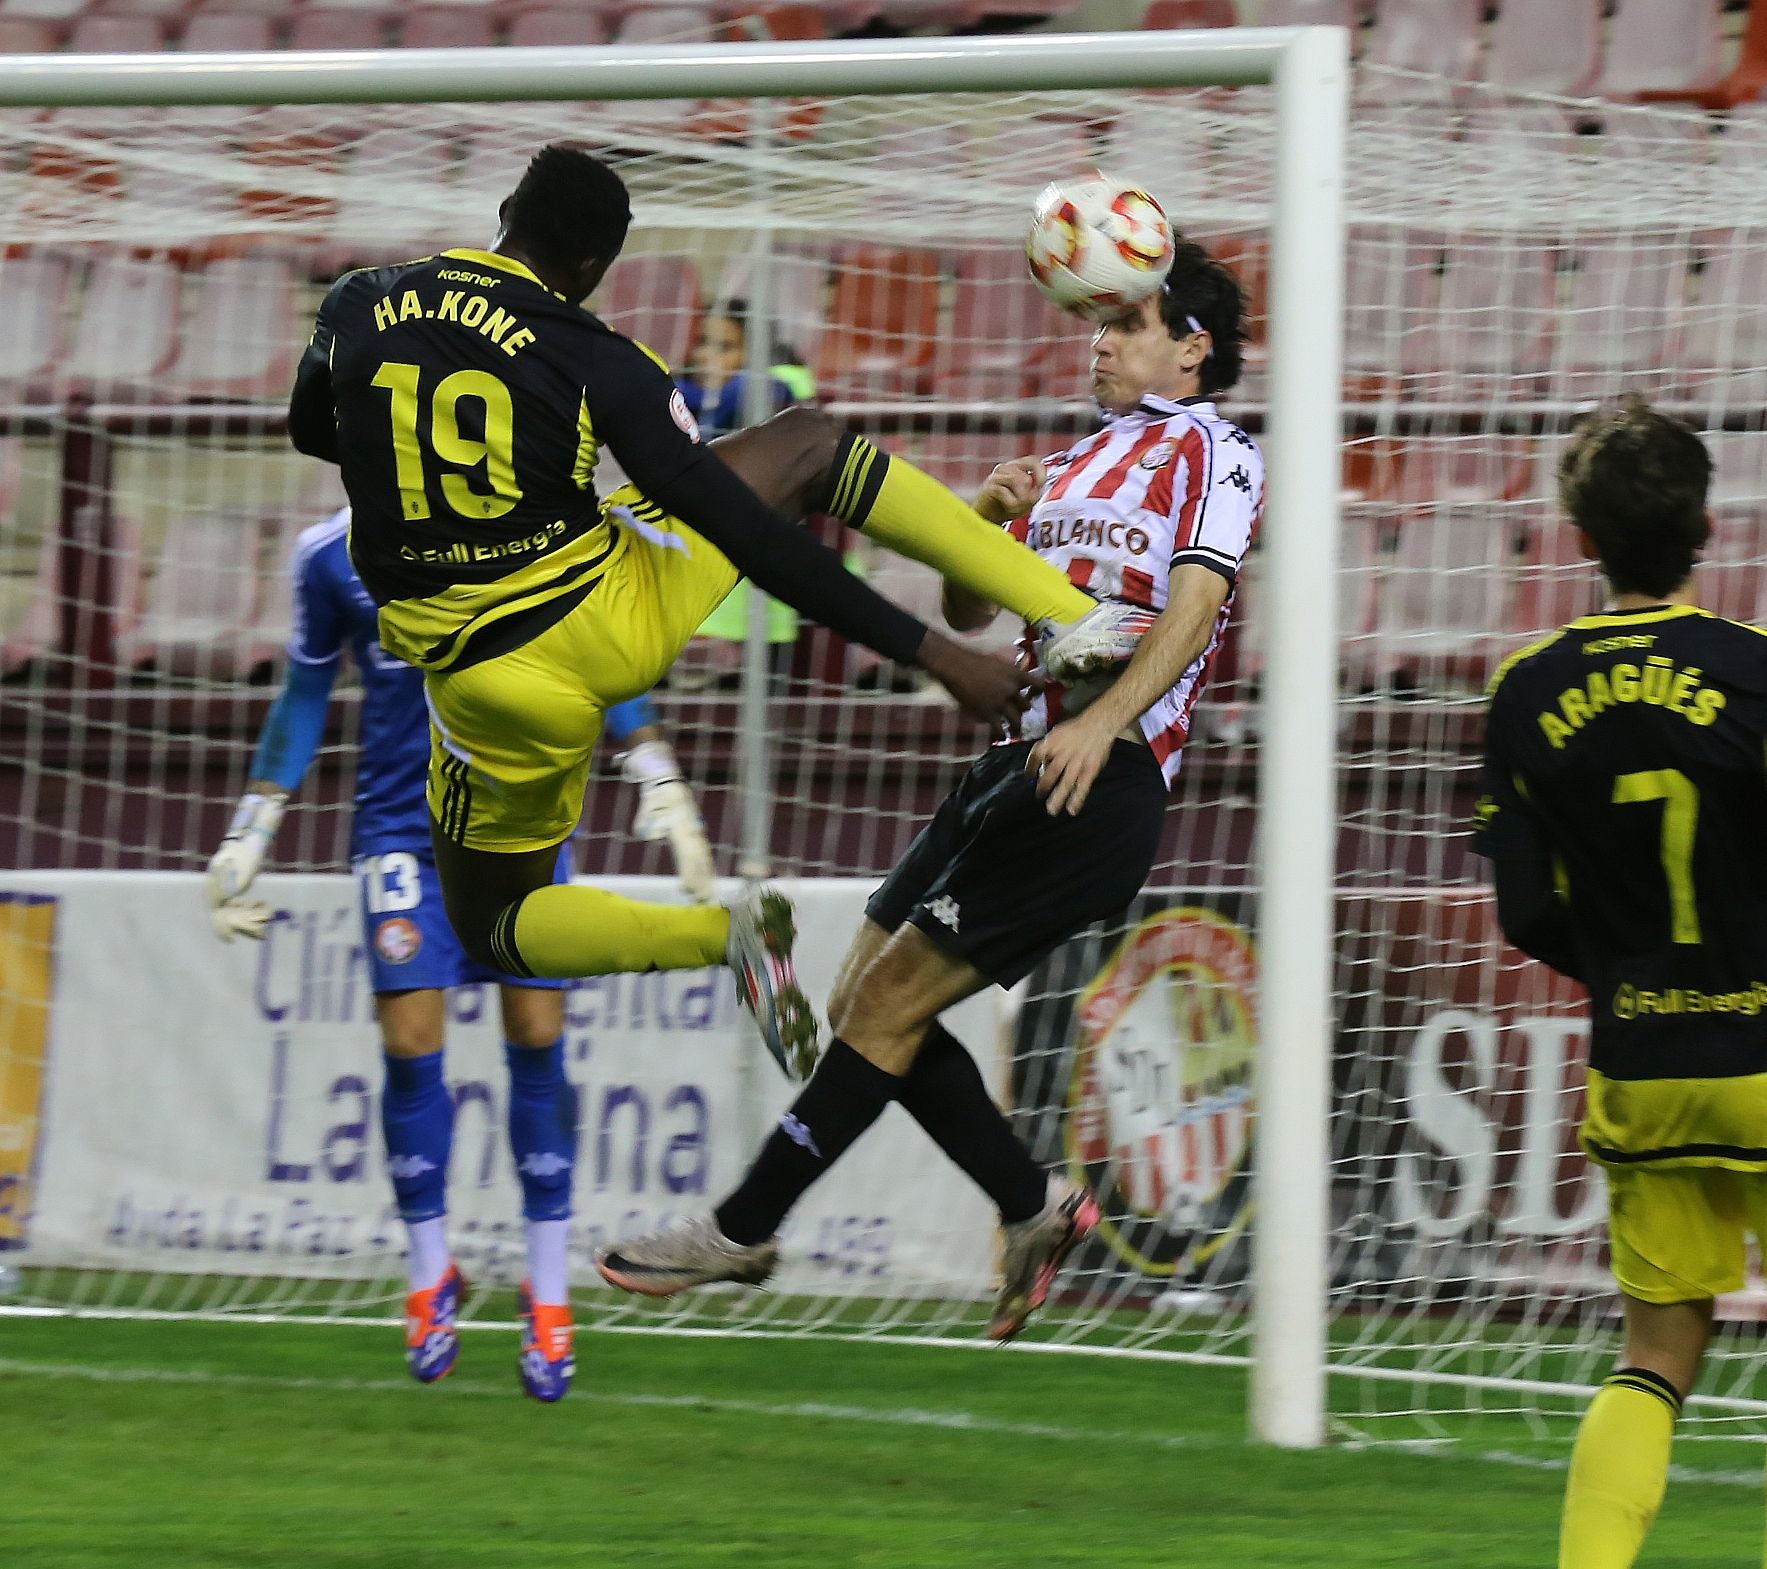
[493,884,730,979]
[1559,1369,1681,1569]
[822,434,1096,626]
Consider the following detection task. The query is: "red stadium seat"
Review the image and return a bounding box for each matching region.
[1549,233,1692,400]
[589,253,704,376]
[610,8,713,129]
[1340,225,1416,399]
[507,6,610,47]
[0,249,72,396]
[1682,229,1767,408]
[1259,0,1362,42]
[399,7,496,49]
[1595,0,1727,102]
[64,250,182,397]
[324,128,455,268]
[66,14,164,50]
[1707,431,1767,516]
[115,509,265,680]
[1139,0,1238,29]
[695,7,827,141]
[1701,514,1767,625]
[1716,0,1767,106]
[0,17,55,50]
[164,253,301,401]
[1362,0,1480,101]
[934,249,1085,404]
[813,246,942,402]
[288,10,387,51]
[181,11,276,50]
[1398,232,1556,401]
[1485,0,1599,96]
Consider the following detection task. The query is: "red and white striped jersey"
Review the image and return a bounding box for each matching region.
[1008,394,1264,785]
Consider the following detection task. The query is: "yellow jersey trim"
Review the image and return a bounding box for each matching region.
[572,393,598,491]
[440,247,560,298]
[1485,627,1570,699]
[1565,604,1708,631]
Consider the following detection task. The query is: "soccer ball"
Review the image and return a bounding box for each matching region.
[1025,175,1175,321]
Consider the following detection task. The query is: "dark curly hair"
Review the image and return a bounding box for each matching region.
[501,143,632,275]
[1558,397,1712,599]
[1157,236,1249,396]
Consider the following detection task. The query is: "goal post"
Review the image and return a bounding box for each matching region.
[0,30,1347,1448]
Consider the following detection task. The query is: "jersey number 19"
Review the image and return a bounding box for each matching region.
[371,361,522,523]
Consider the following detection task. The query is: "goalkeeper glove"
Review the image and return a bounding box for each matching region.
[622,739,715,903]
[205,789,287,943]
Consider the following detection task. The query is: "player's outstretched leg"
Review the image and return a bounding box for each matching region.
[435,834,817,1081]
[713,407,1097,629]
[379,1005,465,1383]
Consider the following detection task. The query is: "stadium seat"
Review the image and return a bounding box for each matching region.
[1105,97,1219,207]
[1361,0,1481,101]
[1340,225,1416,399]
[1594,0,1726,102]
[1258,0,1362,42]
[0,17,54,50]
[813,246,941,401]
[1716,0,1767,106]
[507,6,611,47]
[610,8,713,129]
[0,0,82,22]
[288,10,387,51]
[1484,0,1599,97]
[1139,0,1238,29]
[1706,431,1767,514]
[710,247,830,369]
[1701,513,1767,624]
[324,129,454,267]
[1682,229,1767,407]
[1549,233,1691,400]
[1366,438,1526,690]
[694,7,828,141]
[1398,232,1556,400]
[399,7,497,49]
[64,250,182,397]
[116,510,265,680]
[0,249,71,396]
[934,249,1083,403]
[163,254,301,401]
[181,11,276,50]
[589,253,704,376]
[66,13,164,50]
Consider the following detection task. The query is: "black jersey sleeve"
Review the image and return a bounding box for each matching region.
[586,336,927,668]
[287,273,355,465]
[1474,687,1584,982]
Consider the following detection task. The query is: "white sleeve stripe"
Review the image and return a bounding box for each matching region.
[286,646,342,667]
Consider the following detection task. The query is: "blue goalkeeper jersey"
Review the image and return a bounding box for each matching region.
[287,509,431,859]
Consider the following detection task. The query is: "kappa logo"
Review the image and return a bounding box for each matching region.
[518,1153,573,1178]
[374,916,422,964]
[387,1154,438,1180]
[1138,439,1178,472]
[780,1112,822,1158]
[926,895,961,932]
[1219,465,1253,494]
[1224,426,1256,448]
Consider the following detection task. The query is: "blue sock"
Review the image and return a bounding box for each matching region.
[382,1050,453,1224]
[506,1040,576,1222]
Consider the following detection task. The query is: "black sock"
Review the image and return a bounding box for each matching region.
[897,1024,1048,1224]
[716,1039,899,1246]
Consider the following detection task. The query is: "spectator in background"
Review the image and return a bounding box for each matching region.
[676,300,818,688]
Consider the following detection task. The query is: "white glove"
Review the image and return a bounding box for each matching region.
[205,790,286,942]
[622,740,715,903]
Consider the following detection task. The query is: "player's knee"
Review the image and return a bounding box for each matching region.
[501,986,565,1047]
[767,405,844,496]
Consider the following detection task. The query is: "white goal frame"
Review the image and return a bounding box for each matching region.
[0,27,1348,1448]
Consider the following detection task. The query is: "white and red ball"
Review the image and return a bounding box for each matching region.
[1025,174,1175,322]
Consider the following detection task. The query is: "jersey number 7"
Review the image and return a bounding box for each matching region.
[371,361,523,523]
[1612,767,1701,945]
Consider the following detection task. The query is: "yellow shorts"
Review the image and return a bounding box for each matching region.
[424,488,740,852]
[1606,1164,1767,1303]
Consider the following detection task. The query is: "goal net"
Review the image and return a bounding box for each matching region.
[3,39,1763,1447]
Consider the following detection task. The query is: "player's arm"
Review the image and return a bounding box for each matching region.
[287,275,356,464]
[1472,695,1584,982]
[1030,565,1230,816]
[591,340,1031,731]
[205,540,344,940]
[942,457,1046,633]
[606,695,714,902]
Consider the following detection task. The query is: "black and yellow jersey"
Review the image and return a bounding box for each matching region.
[288,247,924,674]
[1475,603,1767,1169]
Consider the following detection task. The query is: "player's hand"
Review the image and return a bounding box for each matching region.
[624,739,716,902]
[205,790,287,940]
[1027,709,1119,817]
[974,457,1047,524]
[209,896,274,943]
[918,632,1039,732]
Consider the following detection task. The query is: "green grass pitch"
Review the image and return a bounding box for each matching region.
[2,1316,1761,1567]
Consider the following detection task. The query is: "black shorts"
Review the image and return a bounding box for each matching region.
[865,739,1167,987]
